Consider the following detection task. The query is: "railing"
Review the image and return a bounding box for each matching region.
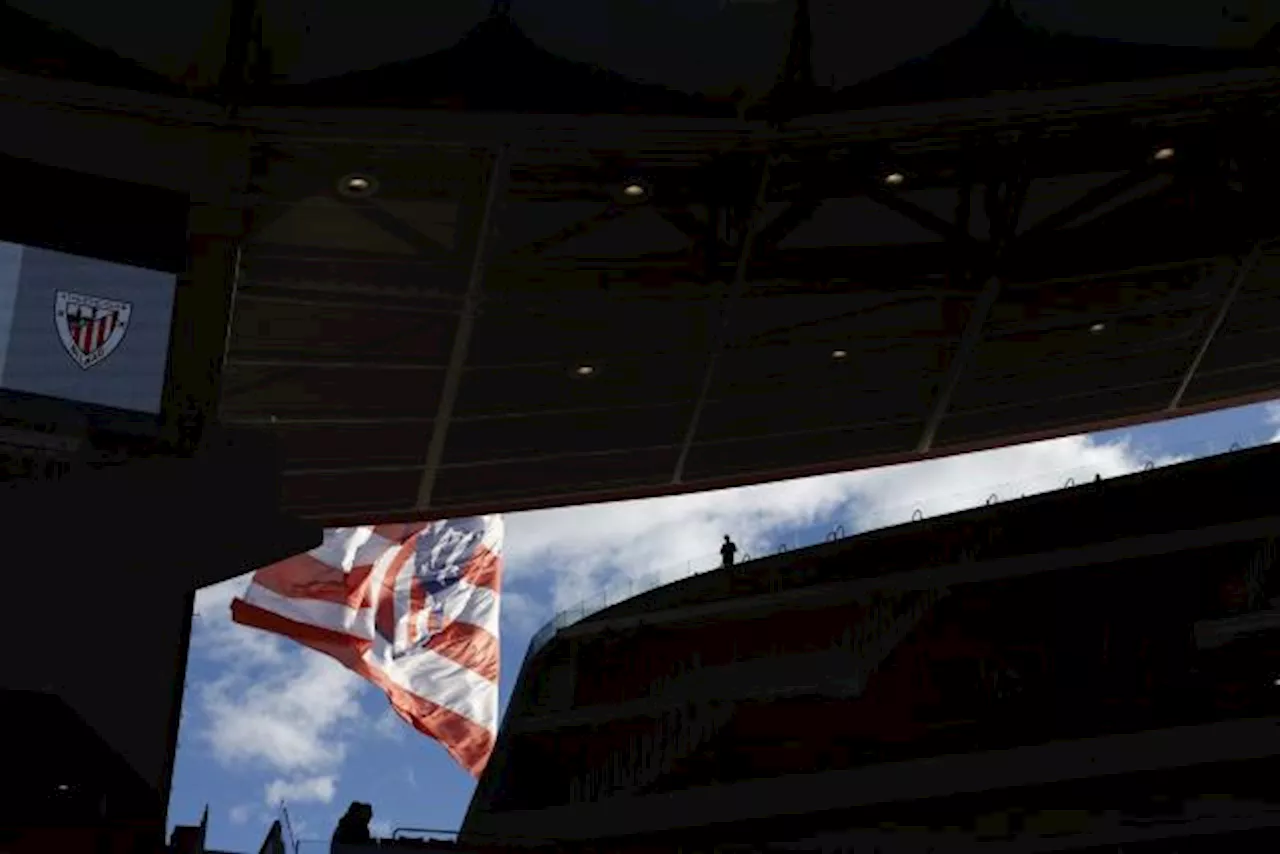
[523,434,1275,659]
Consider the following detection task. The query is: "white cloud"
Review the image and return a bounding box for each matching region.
[198,649,365,774]
[264,775,338,807]
[189,566,374,787]
[228,804,252,825]
[193,573,285,668]
[1266,403,1280,443]
[504,433,1183,613]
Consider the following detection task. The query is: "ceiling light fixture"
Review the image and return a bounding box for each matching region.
[574,365,596,377]
[1153,146,1176,162]
[619,179,651,203]
[831,349,848,359]
[338,173,378,198]
[882,171,906,187]
[1089,322,1107,334]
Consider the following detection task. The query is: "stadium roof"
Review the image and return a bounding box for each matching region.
[3,1,1280,523]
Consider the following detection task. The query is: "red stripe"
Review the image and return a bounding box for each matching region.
[96,315,109,351]
[231,599,494,775]
[251,552,376,610]
[425,620,499,683]
[459,544,502,591]
[77,316,91,353]
[375,536,419,643]
[348,564,376,609]
[408,572,428,645]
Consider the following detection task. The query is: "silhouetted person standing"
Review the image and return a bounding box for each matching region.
[721,535,738,568]
[332,801,373,852]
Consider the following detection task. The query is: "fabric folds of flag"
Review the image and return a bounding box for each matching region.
[230,515,503,776]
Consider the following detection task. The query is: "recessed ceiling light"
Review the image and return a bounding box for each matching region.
[619,180,651,203]
[831,349,848,359]
[1153,146,1176,162]
[338,173,378,198]
[574,365,596,377]
[1089,322,1107,334]
[882,171,906,187]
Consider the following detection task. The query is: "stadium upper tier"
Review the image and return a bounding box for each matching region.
[4,1,1280,523]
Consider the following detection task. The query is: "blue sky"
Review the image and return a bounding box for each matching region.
[170,398,1280,854]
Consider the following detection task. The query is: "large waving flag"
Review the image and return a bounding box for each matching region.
[230,516,503,776]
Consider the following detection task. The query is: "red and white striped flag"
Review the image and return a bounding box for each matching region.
[230,516,503,776]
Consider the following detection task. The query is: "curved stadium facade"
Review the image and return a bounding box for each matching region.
[462,444,1280,852]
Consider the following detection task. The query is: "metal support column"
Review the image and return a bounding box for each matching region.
[672,157,773,485]
[917,171,1029,453]
[416,145,512,509]
[1168,243,1266,411]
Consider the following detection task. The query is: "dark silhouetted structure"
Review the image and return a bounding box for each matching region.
[461,444,1280,851]
[1,3,1279,524]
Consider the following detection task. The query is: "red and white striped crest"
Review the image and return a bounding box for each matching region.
[54,291,132,370]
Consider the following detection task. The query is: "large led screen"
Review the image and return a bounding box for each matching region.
[0,240,177,415]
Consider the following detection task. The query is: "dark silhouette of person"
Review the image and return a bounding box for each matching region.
[332,801,374,849]
[721,535,738,568]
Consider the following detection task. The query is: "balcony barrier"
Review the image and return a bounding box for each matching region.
[524,435,1275,660]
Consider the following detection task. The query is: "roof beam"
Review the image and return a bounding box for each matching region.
[225,357,444,372]
[168,132,252,451]
[753,198,822,251]
[415,146,513,510]
[655,206,714,245]
[917,173,1030,453]
[1167,242,1267,411]
[672,157,774,485]
[508,204,629,257]
[864,185,976,245]
[337,198,454,260]
[915,275,1003,453]
[1018,167,1162,241]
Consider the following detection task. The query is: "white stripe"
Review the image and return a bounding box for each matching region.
[242,579,499,644]
[367,637,498,732]
[393,554,416,651]
[358,536,409,641]
[241,582,375,641]
[243,583,496,731]
[309,526,398,572]
[239,515,505,745]
[436,582,500,638]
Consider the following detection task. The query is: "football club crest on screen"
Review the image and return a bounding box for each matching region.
[54,291,132,370]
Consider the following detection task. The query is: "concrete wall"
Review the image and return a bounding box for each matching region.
[0,435,319,798]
